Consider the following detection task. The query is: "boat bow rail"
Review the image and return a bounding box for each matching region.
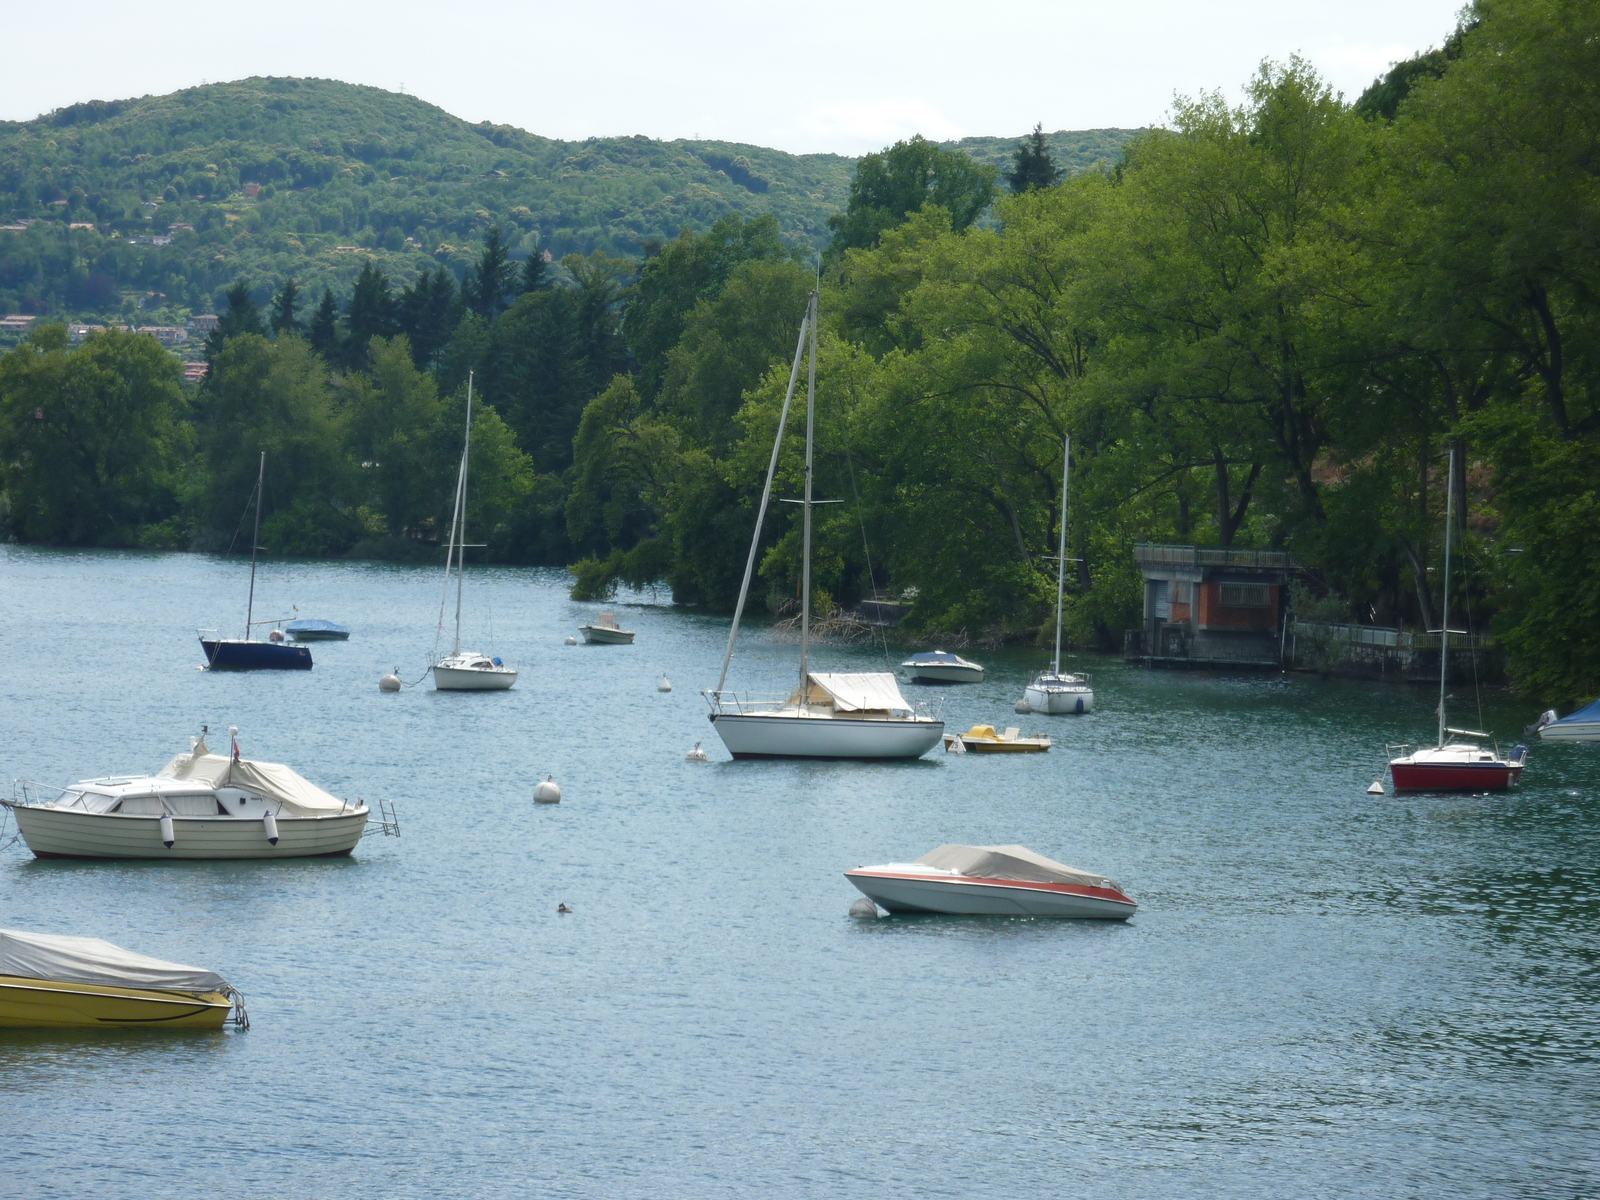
[701,688,942,721]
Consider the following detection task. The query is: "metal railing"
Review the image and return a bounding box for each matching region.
[1292,619,1492,652]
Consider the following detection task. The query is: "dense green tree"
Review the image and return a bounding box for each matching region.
[825,135,998,260]
[396,266,460,370]
[0,325,190,545]
[1004,124,1064,193]
[520,249,550,294]
[204,281,265,362]
[269,277,302,337]
[462,226,517,322]
[307,286,340,360]
[343,262,397,370]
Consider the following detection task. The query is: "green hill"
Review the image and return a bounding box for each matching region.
[0,77,1138,327]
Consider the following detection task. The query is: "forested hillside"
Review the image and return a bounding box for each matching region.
[0,78,1135,325]
[2,0,1596,706]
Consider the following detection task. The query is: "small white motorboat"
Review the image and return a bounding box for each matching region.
[1538,698,1600,742]
[846,844,1136,919]
[1,730,370,860]
[901,650,985,683]
[579,612,635,644]
[942,724,1050,753]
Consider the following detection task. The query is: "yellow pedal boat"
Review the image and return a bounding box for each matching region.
[943,725,1052,753]
[0,929,245,1029]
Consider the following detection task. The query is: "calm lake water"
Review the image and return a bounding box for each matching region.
[1,545,1596,1198]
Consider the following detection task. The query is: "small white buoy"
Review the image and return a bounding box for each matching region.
[658,674,672,692]
[159,813,175,849]
[849,898,881,919]
[564,636,578,646]
[685,741,709,762]
[379,669,402,692]
[262,809,279,845]
[1367,778,1386,795]
[534,776,562,804]
[1014,699,1032,714]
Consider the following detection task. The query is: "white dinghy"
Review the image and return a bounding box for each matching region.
[2,730,369,860]
[701,290,942,760]
[846,844,1136,919]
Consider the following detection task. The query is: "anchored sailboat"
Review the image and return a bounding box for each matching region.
[1387,444,1527,791]
[1024,435,1093,714]
[431,373,517,691]
[198,451,312,670]
[702,291,943,759]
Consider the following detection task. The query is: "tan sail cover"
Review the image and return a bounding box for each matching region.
[916,844,1105,888]
[0,928,229,993]
[158,746,347,815]
[787,672,915,713]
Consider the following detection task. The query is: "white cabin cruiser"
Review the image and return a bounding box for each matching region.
[901,650,985,684]
[702,290,942,760]
[2,731,369,860]
[579,612,636,644]
[432,652,516,691]
[846,844,1136,919]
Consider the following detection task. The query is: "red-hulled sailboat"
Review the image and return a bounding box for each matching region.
[1387,445,1528,793]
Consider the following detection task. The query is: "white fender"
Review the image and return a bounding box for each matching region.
[159,813,175,848]
[263,809,279,845]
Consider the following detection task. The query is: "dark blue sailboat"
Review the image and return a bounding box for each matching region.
[199,452,313,671]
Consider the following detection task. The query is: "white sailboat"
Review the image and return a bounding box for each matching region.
[432,372,517,691]
[1024,434,1094,715]
[703,290,944,759]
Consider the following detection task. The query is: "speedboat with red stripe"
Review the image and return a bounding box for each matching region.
[846,844,1136,920]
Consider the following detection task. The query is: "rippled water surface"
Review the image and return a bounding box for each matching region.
[2,546,1597,1198]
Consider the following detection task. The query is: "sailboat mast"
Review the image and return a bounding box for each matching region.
[799,291,819,692]
[454,372,473,657]
[1052,435,1069,675]
[244,450,264,639]
[1437,442,1456,748]
[715,300,811,695]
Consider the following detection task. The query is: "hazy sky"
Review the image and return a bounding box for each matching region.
[3,1,1465,155]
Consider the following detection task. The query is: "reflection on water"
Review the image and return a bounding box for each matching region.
[0,545,1596,1197]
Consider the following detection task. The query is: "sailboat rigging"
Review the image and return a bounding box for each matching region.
[702,290,943,759]
[1387,443,1526,790]
[198,451,312,670]
[1023,435,1093,714]
[430,372,517,691]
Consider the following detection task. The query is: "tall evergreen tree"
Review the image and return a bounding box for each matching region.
[307,287,340,361]
[269,278,302,337]
[344,262,397,370]
[205,281,265,363]
[462,226,516,321]
[521,247,550,294]
[1004,124,1063,193]
[396,266,461,371]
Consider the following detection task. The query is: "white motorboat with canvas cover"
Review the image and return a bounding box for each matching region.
[430,371,517,692]
[1024,434,1094,715]
[702,289,942,759]
[901,650,985,683]
[2,730,370,859]
[1538,697,1600,742]
[0,928,247,1028]
[846,844,1136,919]
[579,612,636,644]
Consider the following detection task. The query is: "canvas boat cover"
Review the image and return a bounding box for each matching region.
[915,844,1106,889]
[284,618,348,635]
[1549,698,1600,730]
[903,651,965,665]
[158,739,347,815]
[0,928,229,993]
[788,672,915,714]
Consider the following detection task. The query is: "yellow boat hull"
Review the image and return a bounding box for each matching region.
[0,974,233,1028]
[944,734,1051,753]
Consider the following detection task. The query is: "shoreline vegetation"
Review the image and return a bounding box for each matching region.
[2,0,1598,706]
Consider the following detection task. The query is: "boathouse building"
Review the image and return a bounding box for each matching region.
[1125,543,1295,670]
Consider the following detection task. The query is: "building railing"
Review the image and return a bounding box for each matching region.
[1290,619,1492,652]
[1134,543,1296,569]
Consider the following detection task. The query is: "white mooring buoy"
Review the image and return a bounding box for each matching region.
[658,674,672,692]
[849,898,881,919]
[379,669,402,692]
[685,741,709,763]
[534,776,562,804]
[1014,698,1032,714]
[564,636,578,646]
[1367,778,1386,795]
